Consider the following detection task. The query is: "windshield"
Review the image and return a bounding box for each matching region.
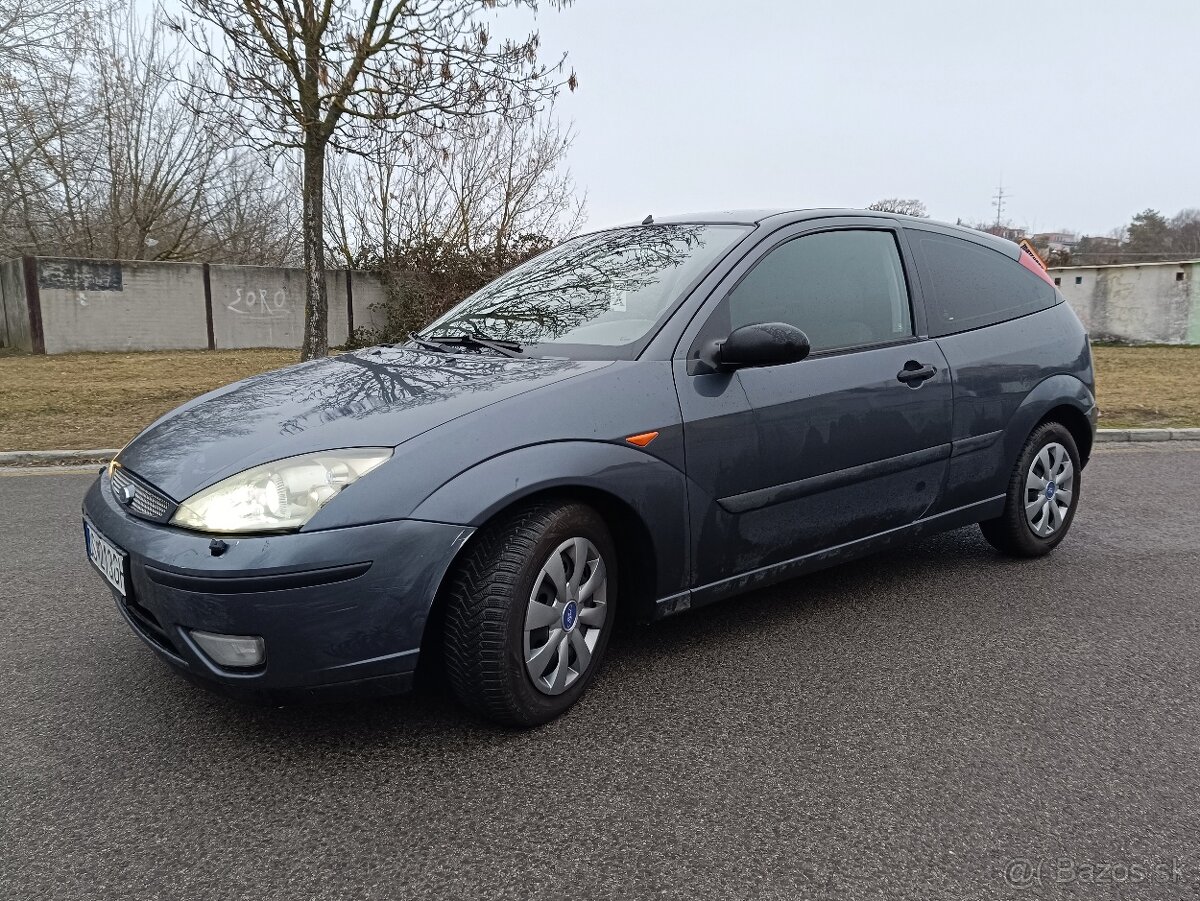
[422,224,750,357]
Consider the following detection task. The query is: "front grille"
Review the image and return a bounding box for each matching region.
[110,466,177,523]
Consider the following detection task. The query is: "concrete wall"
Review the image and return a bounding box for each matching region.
[206,264,385,348]
[349,270,390,335]
[36,257,209,354]
[6,252,1200,352]
[211,264,310,349]
[0,257,31,352]
[326,270,352,347]
[0,255,388,354]
[1050,259,1200,344]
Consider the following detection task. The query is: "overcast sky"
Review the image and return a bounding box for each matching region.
[513,0,1200,235]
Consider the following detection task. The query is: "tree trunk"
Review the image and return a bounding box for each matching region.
[300,136,328,361]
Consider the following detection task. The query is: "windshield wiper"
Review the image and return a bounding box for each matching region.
[407,333,459,354]
[427,334,524,358]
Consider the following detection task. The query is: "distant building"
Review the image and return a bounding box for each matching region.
[1068,235,1124,265]
[981,224,1026,242]
[1048,258,1200,344]
[1030,231,1079,254]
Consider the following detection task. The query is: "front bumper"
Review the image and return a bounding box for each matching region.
[82,473,474,701]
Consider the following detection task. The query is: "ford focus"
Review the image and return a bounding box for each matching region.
[82,210,1096,725]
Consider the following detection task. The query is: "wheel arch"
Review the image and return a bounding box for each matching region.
[1036,403,1094,466]
[1003,374,1097,471]
[410,442,688,680]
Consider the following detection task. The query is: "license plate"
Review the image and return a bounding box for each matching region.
[84,519,127,597]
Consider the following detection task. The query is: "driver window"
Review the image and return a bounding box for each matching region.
[726,230,913,353]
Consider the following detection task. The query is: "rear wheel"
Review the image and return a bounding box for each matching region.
[442,501,616,726]
[980,422,1081,557]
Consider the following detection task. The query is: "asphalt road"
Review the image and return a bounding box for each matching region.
[3,444,1200,901]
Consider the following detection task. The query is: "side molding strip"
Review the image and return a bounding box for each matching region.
[951,429,1003,457]
[718,443,952,514]
[654,495,1005,619]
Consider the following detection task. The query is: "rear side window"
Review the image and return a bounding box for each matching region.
[724,229,913,353]
[910,230,1057,336]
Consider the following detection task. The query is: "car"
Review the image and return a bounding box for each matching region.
[82,209,1097,725]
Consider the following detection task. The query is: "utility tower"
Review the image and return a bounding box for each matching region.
[992,183,1009,229]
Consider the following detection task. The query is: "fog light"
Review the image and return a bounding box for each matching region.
[190,630,265,668]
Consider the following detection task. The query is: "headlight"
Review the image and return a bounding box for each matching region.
[170,448,392,534]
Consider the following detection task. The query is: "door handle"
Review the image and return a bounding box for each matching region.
[897,362,937,385]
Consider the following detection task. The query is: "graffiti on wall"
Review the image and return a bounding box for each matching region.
[227,286,292,318]
[39,260,123,292]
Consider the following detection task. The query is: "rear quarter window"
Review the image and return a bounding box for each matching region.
[909,230,1058,336]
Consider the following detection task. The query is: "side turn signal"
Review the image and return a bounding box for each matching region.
[625,431,659,448]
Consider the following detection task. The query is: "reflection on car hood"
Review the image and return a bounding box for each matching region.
[118,346,605,500]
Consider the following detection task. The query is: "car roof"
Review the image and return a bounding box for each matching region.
[612,209,1019,257]
[620,210,788,225]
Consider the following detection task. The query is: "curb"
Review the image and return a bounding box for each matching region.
[2,429,1199,467]
[1094,428,1200,443]
[0,448,119,467]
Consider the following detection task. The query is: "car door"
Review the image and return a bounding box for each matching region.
[673,222,954,594]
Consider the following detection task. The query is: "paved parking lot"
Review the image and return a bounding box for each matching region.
[3,444,1199,900]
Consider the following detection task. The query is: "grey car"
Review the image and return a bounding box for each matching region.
[82,210,1096,725]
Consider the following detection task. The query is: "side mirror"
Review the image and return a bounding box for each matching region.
[713,322,811,370]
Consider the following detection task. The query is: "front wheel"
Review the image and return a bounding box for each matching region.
[442,501,616,726]
[980,421,1081,557]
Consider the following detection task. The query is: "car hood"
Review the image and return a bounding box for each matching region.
[117,346,607,500]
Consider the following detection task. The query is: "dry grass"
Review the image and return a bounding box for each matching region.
[0,349,297,450]
[0,345,1197,451]
[1092,345,1200,429]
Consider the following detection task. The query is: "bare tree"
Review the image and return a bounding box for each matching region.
[867,198,929,218]
[90,13,236,259]
[170,0,577,360]
[324,124,428,269]
[203,158,302,265]
[324,111,583,339]
[444,114,585,266]
[325,112,584,268]
[0,0,91,254]
[0,2,299,263]
[0,0,86,75]
[1170,209,1200,258]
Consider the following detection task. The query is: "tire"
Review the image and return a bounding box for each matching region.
[980,421,1081,558]
[442,501,617,726]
